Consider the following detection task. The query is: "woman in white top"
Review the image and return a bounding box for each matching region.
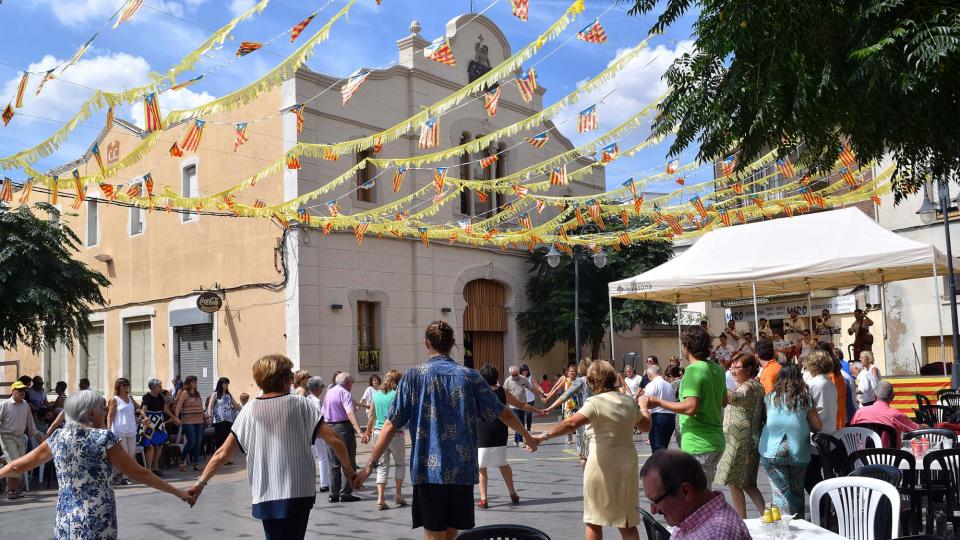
[798,329,817,359]
[106,377,138,486]
[189,355,354,540]
[304,376,330,493]
[360,374,381,410]
[621,365,643,398]
[802,350,838,494]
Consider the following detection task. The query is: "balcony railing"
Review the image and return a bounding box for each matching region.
[358,347,381,373]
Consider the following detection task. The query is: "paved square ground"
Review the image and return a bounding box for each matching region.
[0,420,776,538]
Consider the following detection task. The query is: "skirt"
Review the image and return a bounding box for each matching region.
[478,446,507,468]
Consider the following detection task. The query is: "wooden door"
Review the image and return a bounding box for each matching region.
[464,280,507,376]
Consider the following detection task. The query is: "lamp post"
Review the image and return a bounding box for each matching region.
[546,224,607,363]
[918,176,960,388]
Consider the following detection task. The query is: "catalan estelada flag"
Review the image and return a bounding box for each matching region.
[2,103,13,127]
[511,0,528,21]
[719,209,730,226]
[290,13,317,42]
[459,219,472,235]
[666,159,679,175]
[550,165,567,186]
[392,167,406,192]
[513,184,529,198]
[126,181,141,198]
[14,73,29,108]
[288,104,305,134]
[840,167,858,187]
[801,187,816,206]
[143,93,163,132]
[433,167,448,193]
[516,68,537,103]
[373,137,382,154]
[90,143,105,174]
[536,199,546,214]
[576,19,607,43]
[419,227,430,246]
[424,37,455,66]
[588,200,604,227]
[574,204,586,225]
[776,157,796,178]
[234,123,249,151]
[600,143,619,163]
[577,105,598,133]
[781,204,794,218]
[525,132,549,148]
[618,232,631,246]
[731,181,743,195]
[419,117,440,149]
[236,41,263,57]
[480,154,498,168]
[341,69,369,105]
[169,75,204,91]
[113,0,144,28]
[104,105,114,131]
[753,197,765,209]
[484,86,501,117]
[169,142,183,157]
[691,196,708,218]
[180,119,206,152]
[838,145,856,167]
[35,68,56,96]
[517,212,533,230]
[326,200,340,217]
[99,183,115,201]
[354,220,370,245]
[721,155,736,176]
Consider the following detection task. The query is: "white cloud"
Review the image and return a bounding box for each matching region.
[36,0,184,26]
[128,87,216,129]
[227,0,256,17]
[554,40,695,146]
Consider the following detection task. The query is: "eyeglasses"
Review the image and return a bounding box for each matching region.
[649,486,676,506]
[730,365,744,370]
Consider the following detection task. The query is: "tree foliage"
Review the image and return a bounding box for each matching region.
[0,204,110,354]
[517,239,675,362]
[625,0,960,201]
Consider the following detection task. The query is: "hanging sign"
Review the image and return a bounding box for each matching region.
[196,291,223,314]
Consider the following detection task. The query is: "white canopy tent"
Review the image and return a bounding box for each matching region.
[606,207,959,363]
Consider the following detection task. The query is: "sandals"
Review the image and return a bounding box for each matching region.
[394,496,407,507]
[193,464,202,472]
[476,498,488,509]
[377,500,389,510]
[510,492,520,505]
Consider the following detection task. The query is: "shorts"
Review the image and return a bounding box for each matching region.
[478,446,507,468]
[692,451,723,486]
[0,433,25,462]
[412,483,475,532]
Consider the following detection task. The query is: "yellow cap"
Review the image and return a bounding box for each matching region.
[10,381,27,391]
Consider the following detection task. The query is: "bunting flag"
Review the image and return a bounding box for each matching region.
[424,36,456,66]
[721,155,737,176]
[536,199,546,215]
[419,117,440,149]
[815,194,827,208]
[126,181,141,197]
[516,68,538,103]
[18,179,34,203]
[169,75,204,91]
[511,0,529,21]
[354,220,370,245]
[236,41,263,57]
[577,105,598,133]
[0,178,12,203]
[618,209,629,226]
[801,187,816,206]
[286,155,301,169]
[459,219,472,235]
[588,200,604,227]
[113,0,144,28]
[2,104,13,127]
[663,214,684,235]
[14,73,28,108]
[169,142,183,157]
[559,225,569,242]
[433,167,447,193]
[480,154,498,168]
[51,176,58,205]
[617,232,631,246]
[518,212,533,230]
[253,199,266,209]
[780,204,794,218]
[576,19,607,43]
[838,145,856,167]
[290,13,317,42]
[99,183,116,201]
[143,93,163,132]
[675,177,685,185]
[719,208,731,226]
[392,166,406,192]
[297,206,309,222]
[623,178,638,197]
[871,194,882,206]
[433,189,446,206]
[320,220,333,234]
[326,200,340,217]
[90,143,105,174]
[600,142,619,163]
[753,197,765,209]
[840,167,858,187]
[223,194,237,214]
[800,173,811,185]
[372,137,383,154]
[797,204,811,214]
[322,147,339,161]
[234,123,249,151]
[419,227,430,246]
[736,210,747,224]
[513,184,529,198]
[144,172,154,200]
[62,34,98,74]
[633,194,644,214]
[35,69,56,96]
[290,104,305,134]
[524,132,549,148]
[574,204,586,225]
[665,159,679,175]
[776,157,796,178]
[180,119,206,152]
[691,196,708,218]
[475,190,488,203]
[550,165,567,185]
[731,181,743,195]
[104,105,114,129]
[484,86,501,117]
[341,69,370,105]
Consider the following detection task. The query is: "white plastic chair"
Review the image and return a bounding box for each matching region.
[836,426,883,454]
[21,434,46,491]
[810,476,901,540]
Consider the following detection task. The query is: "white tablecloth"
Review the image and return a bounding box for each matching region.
[745,518,844,539]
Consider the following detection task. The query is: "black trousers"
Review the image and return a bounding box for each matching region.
[328,422,357,496]
[261,506,311,539]
[213,421,232,449]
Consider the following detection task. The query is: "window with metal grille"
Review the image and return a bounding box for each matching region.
[356,149,376,202]
[357,301,380,372]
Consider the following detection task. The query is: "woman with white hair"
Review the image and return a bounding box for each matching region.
[305,375,330,493]
[0,390,193,538]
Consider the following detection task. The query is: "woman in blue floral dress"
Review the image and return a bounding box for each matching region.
[0,390,194,539]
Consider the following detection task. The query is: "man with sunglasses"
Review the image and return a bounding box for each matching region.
[640,449,750,540]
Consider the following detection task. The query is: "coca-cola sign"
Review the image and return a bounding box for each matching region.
[196,292,223,314]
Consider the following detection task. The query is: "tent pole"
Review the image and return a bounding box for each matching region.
[752,281,760,337]
[806,293,813,335]
[932,260,947,376]
[608,295,616,366]
[676,303,682,357]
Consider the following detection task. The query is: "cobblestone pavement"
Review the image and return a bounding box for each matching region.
[0,420,775,539]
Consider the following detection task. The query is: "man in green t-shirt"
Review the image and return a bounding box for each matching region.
[641,325,727,485]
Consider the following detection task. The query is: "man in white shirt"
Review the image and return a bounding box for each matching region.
[722,320,741,351]
[852,361,879,406]
[643,366,676,453]
[712,334,734,364]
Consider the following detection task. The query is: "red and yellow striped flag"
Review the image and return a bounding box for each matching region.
[433,167,447,194]
[236,41,263,57]
[286,155,301,169]
[290,13,316,42]
[18,179,34,203]
[0,178,12,202]
[838,145,856,167]
[354,220,370,245]
[143,93,163,132]
[392,167,406,192]
[180,119,205,152]
[14,73,29,108]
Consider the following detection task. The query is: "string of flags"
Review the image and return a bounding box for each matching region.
[577,19,607,44]
[424,37,456,66]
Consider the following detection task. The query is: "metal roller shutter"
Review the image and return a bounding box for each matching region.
[83,326,104,393]
[177,324,214,398]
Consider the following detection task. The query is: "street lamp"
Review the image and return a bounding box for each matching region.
[546,224,606,362]
[917,176,960,388]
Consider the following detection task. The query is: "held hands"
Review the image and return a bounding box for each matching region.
[522,434,539,452]
[186,483,204,506]
[536,408,548,418]
[352,465,372,490]
[360,433,371,444]
[178,487,198,507]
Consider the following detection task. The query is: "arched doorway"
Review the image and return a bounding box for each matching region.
[463,279,506,375]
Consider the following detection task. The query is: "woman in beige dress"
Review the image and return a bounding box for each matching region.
[536,360,652,540]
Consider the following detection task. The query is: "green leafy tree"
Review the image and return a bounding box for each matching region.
[0,203,110,354]
[517,240,675,362]
[625,0,960,200]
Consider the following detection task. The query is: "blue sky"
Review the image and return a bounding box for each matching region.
[0,0,703,198]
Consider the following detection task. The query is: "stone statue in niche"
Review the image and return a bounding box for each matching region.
[468,34,492,82]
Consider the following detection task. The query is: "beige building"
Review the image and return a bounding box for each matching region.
[3,14,605,399]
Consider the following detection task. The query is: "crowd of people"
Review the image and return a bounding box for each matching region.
[0,310,930,540]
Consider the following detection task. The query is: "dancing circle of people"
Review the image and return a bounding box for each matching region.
[1,313,924,540]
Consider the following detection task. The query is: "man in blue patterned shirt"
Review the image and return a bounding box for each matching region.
[355,321,538,539]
